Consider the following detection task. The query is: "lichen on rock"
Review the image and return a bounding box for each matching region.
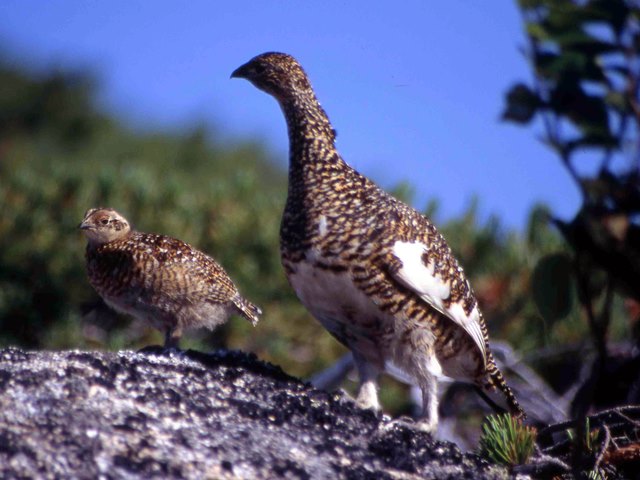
[0,348,509,479]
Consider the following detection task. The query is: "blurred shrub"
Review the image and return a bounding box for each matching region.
[504,0,640,418]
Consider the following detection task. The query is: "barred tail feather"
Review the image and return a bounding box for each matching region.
[483,355,526,419]
[234,295,262,326]
[475,310,525,419]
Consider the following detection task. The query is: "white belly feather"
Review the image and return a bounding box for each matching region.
[288,261,380,338]
[287,257,443,384]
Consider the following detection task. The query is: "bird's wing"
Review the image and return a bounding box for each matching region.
[132,235,238,303]
[388,239,487,361]
[158,254,237,304]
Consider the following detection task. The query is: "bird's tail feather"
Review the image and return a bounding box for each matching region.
[234,295,262,326]
[483,355,526,419]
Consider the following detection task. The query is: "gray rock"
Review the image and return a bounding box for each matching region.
[0,348,510,479]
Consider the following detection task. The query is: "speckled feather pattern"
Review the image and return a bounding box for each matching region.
[87,233,239,305]
[233,52,523,420]
[282,159,483,366]
[82,209,260,345]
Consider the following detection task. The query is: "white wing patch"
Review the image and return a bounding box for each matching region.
[392,242,450,313]
[391,240,487,360]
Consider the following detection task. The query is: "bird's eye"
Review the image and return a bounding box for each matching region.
[253,63,266,75]
[100,219,109,225]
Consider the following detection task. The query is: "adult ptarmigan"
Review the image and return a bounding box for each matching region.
[232,52,523,431]
[80,207,261,348]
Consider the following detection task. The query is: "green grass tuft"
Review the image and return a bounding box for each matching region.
[478,414,537,467]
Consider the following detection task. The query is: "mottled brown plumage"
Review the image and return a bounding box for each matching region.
[80,208,261,347]
[232,52,523,431]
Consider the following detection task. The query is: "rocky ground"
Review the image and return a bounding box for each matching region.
[0,347,511,479]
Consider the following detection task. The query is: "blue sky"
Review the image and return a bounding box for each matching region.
[0,0,581,230]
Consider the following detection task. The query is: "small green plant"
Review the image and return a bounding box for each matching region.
[566,417,601,454]
[586,468,606,480]
[478,414,537,466]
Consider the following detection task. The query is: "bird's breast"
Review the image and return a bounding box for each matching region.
[285,255,397,366]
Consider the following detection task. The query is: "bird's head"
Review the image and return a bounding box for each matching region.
[79,208,131,245]
[231,52,312,101]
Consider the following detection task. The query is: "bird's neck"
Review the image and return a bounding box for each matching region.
[86,231,132,252]
[86,241,101,258]
[280,94,337,169]
[277,92,355,251]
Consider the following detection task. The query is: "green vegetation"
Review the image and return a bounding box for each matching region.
[478,414,537,466]
[505,0,640,414]
[566,417,601,456]
[500,1,640,476]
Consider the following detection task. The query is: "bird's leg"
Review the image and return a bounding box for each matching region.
[353,354,380,411]
[164,326,182,349]
[416,372,439,433]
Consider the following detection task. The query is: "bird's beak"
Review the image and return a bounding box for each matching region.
[230,63,251,80]
[78,221,92,230]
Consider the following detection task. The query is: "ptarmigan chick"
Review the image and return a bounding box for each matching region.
[80,207,261,348]
[232,52,524,432]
